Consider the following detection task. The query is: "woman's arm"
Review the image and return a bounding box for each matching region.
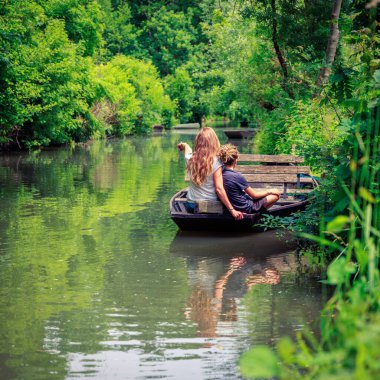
[214,167,244,220]
[245,186,281,199]
[177,142,192,155]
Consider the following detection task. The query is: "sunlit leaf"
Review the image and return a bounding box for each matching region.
[298,232,344,251]
[277,337,296,364]
[359,187,375,203]
[354,240,369,270]
[240,346,280,379]
[326,215,351,232]
[327,258,357,285]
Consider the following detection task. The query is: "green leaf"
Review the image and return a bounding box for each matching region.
[240,346,280,379]
[326,215,351,232]
[327,258,356,285]
[354,240,369,270]
[359,187,375,203]
[277,337,296,364]
[298,232,344,251]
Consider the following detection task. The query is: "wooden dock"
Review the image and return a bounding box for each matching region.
[224,129,256,139]
[173,123,200,130]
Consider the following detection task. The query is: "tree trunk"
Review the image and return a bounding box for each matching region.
[315,0,343,88]
[270,0,294,99]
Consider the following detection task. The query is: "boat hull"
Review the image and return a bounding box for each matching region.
[169,189,308,232]
[223,129,256,139]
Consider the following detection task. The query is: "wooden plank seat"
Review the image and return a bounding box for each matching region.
[237,165,310,174]
[174,197,224,214]
[243,173,313,184]
[238,154,304,164]
[236,154,316,199]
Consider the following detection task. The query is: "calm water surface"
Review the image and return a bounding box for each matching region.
[0,131,325,379]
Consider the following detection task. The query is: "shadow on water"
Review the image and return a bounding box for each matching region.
[170,230,296,259]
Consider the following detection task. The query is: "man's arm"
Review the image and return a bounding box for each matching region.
[245,186,281,199]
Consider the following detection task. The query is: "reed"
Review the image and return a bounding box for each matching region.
[240,104,380,379]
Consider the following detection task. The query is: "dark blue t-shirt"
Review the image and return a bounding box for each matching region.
[222,168,266,213]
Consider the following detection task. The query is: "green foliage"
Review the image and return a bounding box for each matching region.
[200,11,287,122]
[0,0,107,148]
[240,346,280,379]
[0,1,98,148]
[100,0,140,58]
[41,0,104,56]
[3,0,375,149]
[165,66,196,123]
[240,52,380,380]
[90,58,141,135]
[91,55,176,134]
[240,0,331,59]
[273,100,345,171]
[141,6,200,76]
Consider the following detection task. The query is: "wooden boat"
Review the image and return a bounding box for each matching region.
[152,124,164,132]
[170,189,310,231]
[152,124,164,135]
[223,129,256,139]
[173,123,200,130]
[169,154,318,232]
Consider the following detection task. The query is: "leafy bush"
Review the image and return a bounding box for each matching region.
[91,55,176,134]
[165,66,196,123]
[200,11,287,123]
[255,98,347,173]
[42,0,104,57]
[0,2,98,149]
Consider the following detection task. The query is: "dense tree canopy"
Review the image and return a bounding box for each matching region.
[0,0,378,155]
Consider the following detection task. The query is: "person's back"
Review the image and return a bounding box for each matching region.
[222,168,267,212]
[186,155,222,201]
[177,127,222,201]
[219,144,280,214]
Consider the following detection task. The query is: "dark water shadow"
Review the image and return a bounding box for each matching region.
[170,230,296,259]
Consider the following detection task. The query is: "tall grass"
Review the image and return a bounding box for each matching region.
[239,103,379,379]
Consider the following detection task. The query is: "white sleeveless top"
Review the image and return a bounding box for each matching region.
[185,154,222,201]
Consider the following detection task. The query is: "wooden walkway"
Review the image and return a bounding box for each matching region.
[236,154,317,200]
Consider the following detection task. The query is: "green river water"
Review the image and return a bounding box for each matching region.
[0,129,325,379]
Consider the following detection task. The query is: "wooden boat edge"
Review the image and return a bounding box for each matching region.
[169,188,309,232]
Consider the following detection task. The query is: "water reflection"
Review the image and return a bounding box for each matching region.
[172,231,323,347]
[185,257,280,339]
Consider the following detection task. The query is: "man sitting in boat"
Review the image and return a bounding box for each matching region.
[219,144,280,213]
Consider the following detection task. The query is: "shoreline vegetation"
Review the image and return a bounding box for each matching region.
[1,1,379,378]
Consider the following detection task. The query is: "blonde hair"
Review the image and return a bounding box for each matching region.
[218,144,239,166]
[187,127,220,186]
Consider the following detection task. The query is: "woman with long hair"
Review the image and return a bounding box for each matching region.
[178,127,243,220]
